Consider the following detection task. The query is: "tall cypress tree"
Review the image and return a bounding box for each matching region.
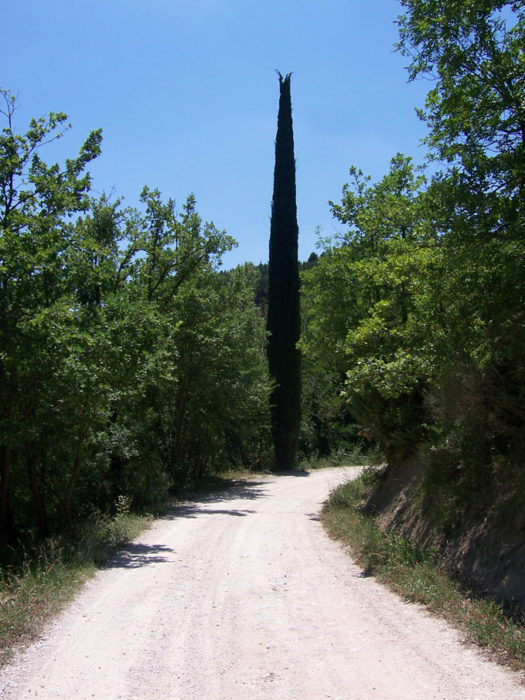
[267,72,301,469]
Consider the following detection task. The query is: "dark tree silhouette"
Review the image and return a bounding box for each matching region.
[267,72,301,469]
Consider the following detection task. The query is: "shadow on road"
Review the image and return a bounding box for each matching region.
[160,471,311,521]
[307,512,321,521]
[273,470,310,478]
[102,542,175,569]
[103,473,312,569]
[160,479,269,521]
[171,505,256,518]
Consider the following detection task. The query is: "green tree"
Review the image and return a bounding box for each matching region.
[0,88,102,542]
[117,189,270,489]
[267,72,301,469]
[397,0,524,203]
[0,88,273,549]
[300,155,433,461]
[397,0,525,471]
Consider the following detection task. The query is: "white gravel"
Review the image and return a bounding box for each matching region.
[0,467,523,699]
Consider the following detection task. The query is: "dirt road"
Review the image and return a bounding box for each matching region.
[1,467,523,699]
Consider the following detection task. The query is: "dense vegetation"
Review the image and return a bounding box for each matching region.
[1,0,523,563]
[0,91,271,547]
[301,0,524,519]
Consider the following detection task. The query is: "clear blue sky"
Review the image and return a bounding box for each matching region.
[3,0,430,268]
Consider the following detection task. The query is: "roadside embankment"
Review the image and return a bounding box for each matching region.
[362,458,525,612]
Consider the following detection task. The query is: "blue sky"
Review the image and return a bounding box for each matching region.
[3,0,431,268]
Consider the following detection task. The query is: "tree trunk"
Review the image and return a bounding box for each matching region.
[0,444,15,546]
[170,379,190,477]
[62,416,95,533]
[0,367,17,545]
[26,442,50,538]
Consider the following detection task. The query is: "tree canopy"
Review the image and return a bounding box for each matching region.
[1,1,523,549]
[0,89,271,546]
[300,0,524,498]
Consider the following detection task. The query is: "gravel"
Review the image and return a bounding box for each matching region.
[1,467,523,699]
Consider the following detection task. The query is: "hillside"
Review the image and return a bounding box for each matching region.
[362,458,525,613]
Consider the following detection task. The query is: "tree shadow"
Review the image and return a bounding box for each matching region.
[161,472,312,521]
[160,479,270,521]
[307,512,321,521]
[102,542,175,570]
[171,505,257,519]
[100,473,316,570]
[274,470,310,477]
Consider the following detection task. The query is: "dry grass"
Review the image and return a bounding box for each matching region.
[322,469,525,675]
[0,501,148,667]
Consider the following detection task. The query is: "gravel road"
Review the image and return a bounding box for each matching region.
[1,467,523,699]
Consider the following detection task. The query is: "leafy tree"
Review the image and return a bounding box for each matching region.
[301,2,524,487]
[125,190,270,484]
[0,89,102,542]
[397,0,524,203]
[267,72,301,469]
[165,264,271,482]
[397,0,525,472]
[300,155,433,461]
[0,88,272,548]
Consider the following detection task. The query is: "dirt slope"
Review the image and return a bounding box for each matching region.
[0,467,522,699]
[364,457,525,611]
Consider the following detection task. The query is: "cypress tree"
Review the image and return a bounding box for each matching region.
[267,72,301,469]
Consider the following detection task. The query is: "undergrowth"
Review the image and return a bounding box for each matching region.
[322,469,525,674]
[302,443,383,469]
[0,496,148,667]
[0,475,260,668]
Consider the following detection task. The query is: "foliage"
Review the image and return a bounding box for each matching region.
[396,0,525,475]
[397,0,525,200]
[323,472,525,671]
[267,72,301,469]
[0,88,272,549]
[301,2,524,487]
[301,155,434,460]
[0,88,103,540]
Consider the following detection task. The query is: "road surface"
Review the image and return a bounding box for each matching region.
[1,467,523,699]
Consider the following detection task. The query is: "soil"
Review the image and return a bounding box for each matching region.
[365,458,525,611]
[0,467,523,699]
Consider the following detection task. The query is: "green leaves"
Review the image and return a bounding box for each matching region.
[397,1,525,201]
[300,156,435,459]
[301,2,524,473]
[0,89,270,542]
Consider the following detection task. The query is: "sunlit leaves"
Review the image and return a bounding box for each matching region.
[397,0,525,199]
[0,89,270,540]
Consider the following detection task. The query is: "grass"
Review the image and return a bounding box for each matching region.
[7,463,521,677]
[0,496,149,667]
[301,443,383,470]
[322,468,525,675]
[0,474,264,668]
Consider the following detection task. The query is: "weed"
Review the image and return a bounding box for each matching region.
[302,444,384,469]
[323,473,525,673]
[0,503,150,667]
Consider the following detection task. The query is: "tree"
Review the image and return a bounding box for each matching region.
[300,155,433,462]
[396,1,524,253]
[397,1,524,200]
[267,72,301,469]
[396,0,525,468]
[0,88,102,542]
[0,88,273,548]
